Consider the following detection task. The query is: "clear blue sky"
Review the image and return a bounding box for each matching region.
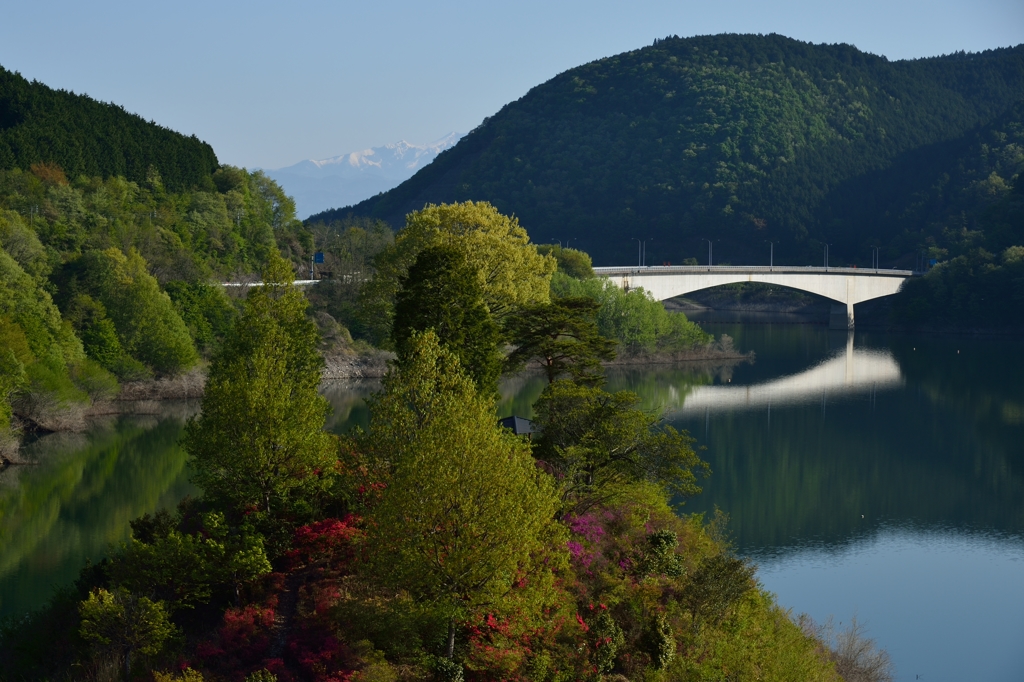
[2,0,1021,169]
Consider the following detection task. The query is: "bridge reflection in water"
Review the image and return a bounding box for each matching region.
[668,335,903,415]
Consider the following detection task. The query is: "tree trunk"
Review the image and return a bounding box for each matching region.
[446,618,456,659]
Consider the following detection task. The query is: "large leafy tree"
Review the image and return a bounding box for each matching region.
[184,255,334,517]
[359,331,560,658]
[358,201,556,345]
[78,588,175,679]
[505,296,617,385]
[532,379,710,514]
[393,245,502,394]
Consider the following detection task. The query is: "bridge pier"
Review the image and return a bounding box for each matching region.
[829,303,854,330]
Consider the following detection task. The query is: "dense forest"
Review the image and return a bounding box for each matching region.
[1,207,889,682]
[315,34,1024,274]
[0,67,219,191]
[0,161,315,439]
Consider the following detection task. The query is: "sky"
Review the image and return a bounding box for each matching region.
[2,0,1021,170]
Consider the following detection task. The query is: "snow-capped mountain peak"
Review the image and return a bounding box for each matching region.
[264,133,463,218]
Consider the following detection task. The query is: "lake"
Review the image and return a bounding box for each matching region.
[1,316,1022,680]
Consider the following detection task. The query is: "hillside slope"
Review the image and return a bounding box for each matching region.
[0,66,218,191]
[312,34,1024,267]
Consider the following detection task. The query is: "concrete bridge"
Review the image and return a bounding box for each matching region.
[593,265,913,329]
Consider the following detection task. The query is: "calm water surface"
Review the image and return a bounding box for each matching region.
[2,317,1022,680]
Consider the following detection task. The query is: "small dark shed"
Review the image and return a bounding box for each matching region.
[498,415,538,439]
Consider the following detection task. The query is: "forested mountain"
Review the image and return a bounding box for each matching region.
[313,34,1024,268]
[0,66,218,191]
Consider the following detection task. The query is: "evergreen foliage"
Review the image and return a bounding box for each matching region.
[392,245,503,394]
[532,379,710,514]
[0,66,218,191]
[504,296,617,385]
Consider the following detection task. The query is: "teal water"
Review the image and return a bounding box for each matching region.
[2,321,1022,680]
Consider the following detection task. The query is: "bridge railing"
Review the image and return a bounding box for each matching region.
[592,265,914,277]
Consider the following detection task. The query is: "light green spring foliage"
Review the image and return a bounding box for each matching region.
[184,255,334,516]
[535,244,595,280]
[670,588,842,681]
[359,201,556,345]
[153,668,206,682]
[551,270,711,352]
[108,511,271,613]
[72,248,199,375]
[0,165,296,280]
[564,488,841,682]
[0,245,94,427]
[360,331,560,618]
[79,588,175,674]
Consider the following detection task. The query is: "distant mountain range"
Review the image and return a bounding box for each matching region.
[264,133,463,219]
[311,34,1024,268]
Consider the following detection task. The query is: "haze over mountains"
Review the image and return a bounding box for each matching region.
[312,34,1024,268]
[264,133,463,219]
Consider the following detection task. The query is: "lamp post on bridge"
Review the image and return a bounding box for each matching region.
[765,240,774,271]
[871,246,880,271]
[701,238,713,269]
[824,243,832,270]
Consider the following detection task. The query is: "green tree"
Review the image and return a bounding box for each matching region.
[552,274,710,353]
[532,380,709,514]
[536,244,594,279]
[184,256,334,517]
[393,245,502,394]
[70,248,199,375]
[78,588,175,679]
[505,296,616,385]
[359,201,555,345]
[164,280,237,355]
[359,331,560,658]
[108,511,271,612]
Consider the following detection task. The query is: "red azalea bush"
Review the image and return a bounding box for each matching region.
[287,515,361,572]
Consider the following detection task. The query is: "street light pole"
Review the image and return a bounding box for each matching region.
[765,240,774,270]
[702,238,712,267]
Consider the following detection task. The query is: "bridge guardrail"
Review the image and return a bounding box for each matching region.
[592,265,914,277]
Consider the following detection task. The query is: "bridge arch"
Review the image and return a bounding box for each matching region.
[592,266,913,329]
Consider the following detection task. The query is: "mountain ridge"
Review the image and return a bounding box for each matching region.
[0,65,218,191]
[308,34,1024,267]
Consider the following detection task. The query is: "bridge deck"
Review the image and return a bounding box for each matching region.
[594,265,914,277]
[593,265,914,329]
